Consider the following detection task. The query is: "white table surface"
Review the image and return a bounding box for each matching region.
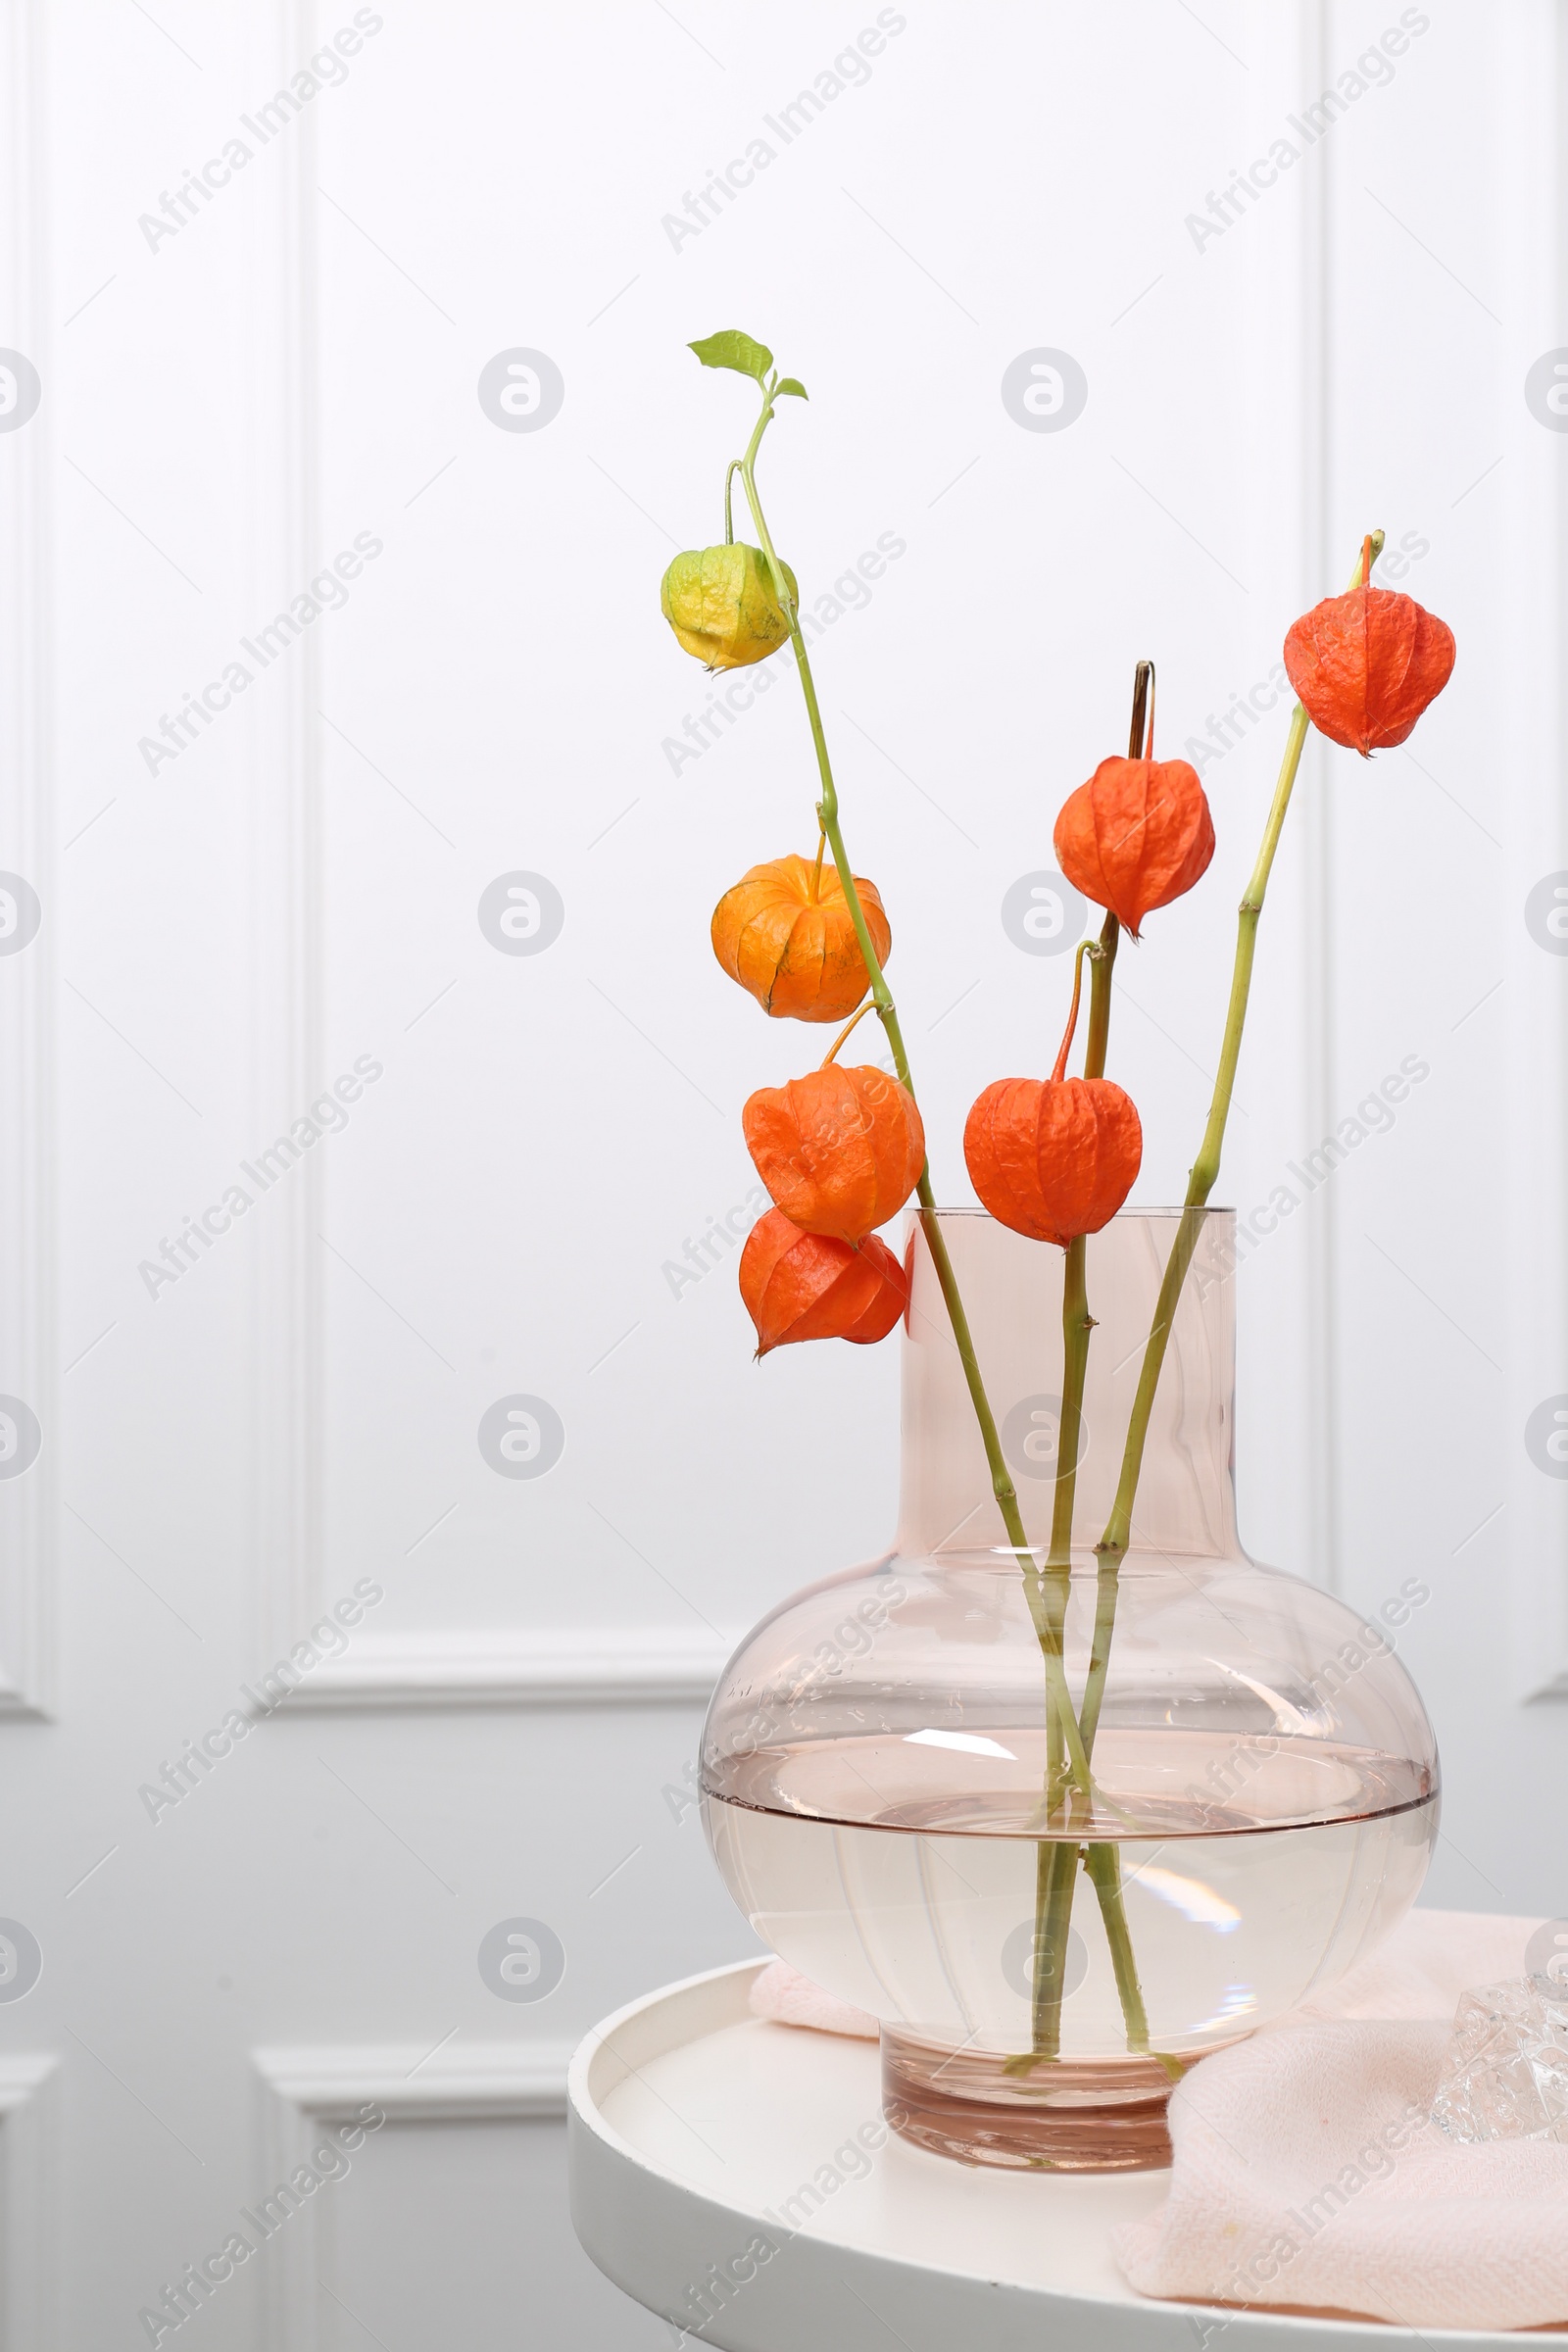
[567,1958,1557,2352]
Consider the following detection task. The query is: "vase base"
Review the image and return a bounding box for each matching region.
[881,2027,1203,2173]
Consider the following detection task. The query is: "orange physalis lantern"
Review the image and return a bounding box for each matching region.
[739,1209,907,1355]
[1283,540,1455,756]
[963,939,1143,1247]
[964,1077,1142,1249]
[742,1030,924,1245]
[711,853,892,1023]
[1054,756,1213,941]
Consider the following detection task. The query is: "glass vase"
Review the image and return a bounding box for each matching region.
[702,1209,1440,2172]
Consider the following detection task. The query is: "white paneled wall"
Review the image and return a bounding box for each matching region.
[0,2,1559,2342]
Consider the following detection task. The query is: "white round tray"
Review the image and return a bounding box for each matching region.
[568,1957,1559,2352]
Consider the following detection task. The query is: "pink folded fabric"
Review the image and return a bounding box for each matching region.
[1114,1909,1568,2332]
[1115,2011,1568,2332]
[1284,1905,1550,2027]
[1117,1907,1568,2332]
[749,1910,1568,2330]
[750,1956,877,2038]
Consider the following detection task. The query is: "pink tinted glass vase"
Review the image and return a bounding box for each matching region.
[703,1210,1439,2172]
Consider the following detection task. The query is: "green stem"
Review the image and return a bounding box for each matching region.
[1032,686,1142,2060]
[1083,1842,1171,2068]
[1039,1228,1086,1812]
[1081,532,1384,1784]
[918,1208,1095,1796]
[1044,929,1101,1565]
[1030,1837,1080,2056]
[1048,1240,1091,1573]
[1047,906,1119,1573]
[1083,915,1119,1078]
[736,386,1096,1796]
[1078,1559,1125,1764]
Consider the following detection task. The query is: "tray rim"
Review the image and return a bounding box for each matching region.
[567,1958,1564,2351]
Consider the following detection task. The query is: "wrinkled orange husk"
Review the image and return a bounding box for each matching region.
[1054,757,1214,939]
[963,1076,1143,1247]
[711,855,892,1022]
[1283,584,1456,756]
[742,1065,925,1244]
[739,1208,907,1354]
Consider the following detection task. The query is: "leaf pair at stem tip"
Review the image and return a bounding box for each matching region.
[689,328,807,402]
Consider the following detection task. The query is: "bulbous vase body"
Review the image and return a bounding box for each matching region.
[702,1211,1439,2170]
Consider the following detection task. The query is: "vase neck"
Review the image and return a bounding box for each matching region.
[895,1210,1239,1560]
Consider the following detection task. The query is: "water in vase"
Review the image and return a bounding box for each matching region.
[706,1727,1437,2054]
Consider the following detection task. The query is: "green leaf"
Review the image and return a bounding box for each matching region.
[689,329,773,384]
[775,377,808,401]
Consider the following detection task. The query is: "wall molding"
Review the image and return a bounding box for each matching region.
[255,2036,571,2122]
[268,1625,739,1712]
[246,0,325,1677]
[1234,3,1337,1598]
[0,0,56,1718]
[251,2038,570,2349]
[243,15,715,1709]
[0,2053,60,2347]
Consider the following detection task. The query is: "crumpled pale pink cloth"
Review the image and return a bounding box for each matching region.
[1119,1908,1568,2332]
[750,1956,878,2037]
[750,1910,1568,2331]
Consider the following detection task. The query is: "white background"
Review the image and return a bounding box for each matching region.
[0,0,1564,2342]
